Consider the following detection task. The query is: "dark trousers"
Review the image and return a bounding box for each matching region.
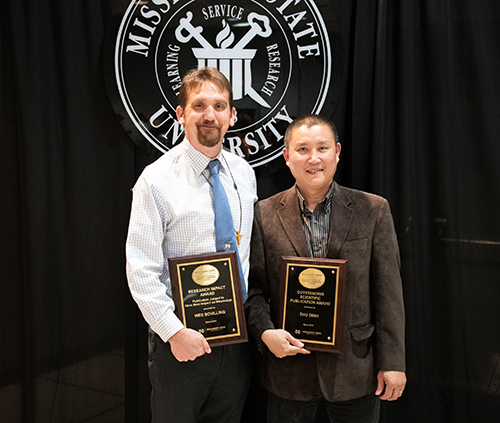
[148,330,252,423]
[267,391,381,423]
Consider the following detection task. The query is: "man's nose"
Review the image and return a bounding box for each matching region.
[204,106,216,120]
[309,149,320,162]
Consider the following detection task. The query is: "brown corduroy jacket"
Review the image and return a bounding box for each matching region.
[245,182,405,402]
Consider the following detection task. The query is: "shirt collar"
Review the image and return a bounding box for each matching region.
[297,182,335,215]
[183,138,226,176]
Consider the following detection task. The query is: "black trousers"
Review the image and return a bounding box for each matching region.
[267,391,381,423]
[148,330,253,423]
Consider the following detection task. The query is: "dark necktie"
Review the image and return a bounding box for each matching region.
[208,159,247,301]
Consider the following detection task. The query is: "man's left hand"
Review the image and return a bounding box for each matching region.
[375,370,406,401]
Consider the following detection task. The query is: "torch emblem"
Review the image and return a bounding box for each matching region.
[175,11,272,108]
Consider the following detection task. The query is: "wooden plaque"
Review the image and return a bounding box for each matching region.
[279,257,347,353]
[168,251,247,346]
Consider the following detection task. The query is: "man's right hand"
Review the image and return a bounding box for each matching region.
[168,328,211,362]
[261,329,310,358]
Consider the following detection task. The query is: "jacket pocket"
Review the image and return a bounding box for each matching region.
[349,322,374,359]
[342,237,367,249]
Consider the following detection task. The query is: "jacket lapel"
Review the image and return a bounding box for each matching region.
[276,185,311,257]
[327,183,354,259]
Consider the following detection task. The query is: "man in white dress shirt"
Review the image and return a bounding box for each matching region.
[126,67,257,422]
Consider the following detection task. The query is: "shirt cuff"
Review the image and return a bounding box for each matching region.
[152,311,186,343]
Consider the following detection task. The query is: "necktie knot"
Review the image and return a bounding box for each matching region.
[208,159,221,176]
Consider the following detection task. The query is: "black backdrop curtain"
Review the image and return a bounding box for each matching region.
[1,1,499,422]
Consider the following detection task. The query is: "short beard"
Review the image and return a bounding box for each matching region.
[196,122,222,147]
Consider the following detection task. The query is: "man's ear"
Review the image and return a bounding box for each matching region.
[176,105,185,125]
[283,147,290,166]
[229,107,237,127]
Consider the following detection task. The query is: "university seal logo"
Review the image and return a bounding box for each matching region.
[105,0,342,175]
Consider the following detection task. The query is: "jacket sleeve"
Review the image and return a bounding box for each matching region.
[371,199,406,372]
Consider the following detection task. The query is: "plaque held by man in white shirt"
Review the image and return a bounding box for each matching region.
[168,251,248,346]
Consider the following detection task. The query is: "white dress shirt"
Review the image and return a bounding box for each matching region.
[126,139,257,342]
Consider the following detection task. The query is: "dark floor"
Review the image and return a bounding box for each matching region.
[0,348,125,422]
